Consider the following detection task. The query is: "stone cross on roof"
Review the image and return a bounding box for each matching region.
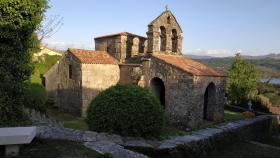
[165,5,169,11]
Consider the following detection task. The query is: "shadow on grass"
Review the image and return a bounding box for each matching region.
[47,106,89,130]
[205,141,280,158]
[0,139,112,158]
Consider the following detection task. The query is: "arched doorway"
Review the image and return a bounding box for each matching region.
[150,77,165,106]
[203,82,216,121]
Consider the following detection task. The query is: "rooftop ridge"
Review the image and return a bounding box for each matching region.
[152,54,226,77]
[67,48,119,65]
[94,32,147,40]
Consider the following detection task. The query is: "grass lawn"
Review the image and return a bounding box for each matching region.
[0,139,111,158]
[224,110,245,122]
[47,107,89,130]
[159,124,188,140]
[206,141,280,158]
[158,110,245,140]
[46,109,245,139]
[48,106,187,139]
[253,136,280,147]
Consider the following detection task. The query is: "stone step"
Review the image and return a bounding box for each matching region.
[84,141,149,158]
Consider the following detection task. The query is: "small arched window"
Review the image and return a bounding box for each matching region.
[167,16,171,24]
[139,40,145,53]
[69,64,73,79]
[106,45,110,52]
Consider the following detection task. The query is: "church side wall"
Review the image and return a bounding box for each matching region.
[142,57,227,129]
[142,57,198,128]
[193,76,227,122]
[56,53,83,116]
[81,64,120,117]
[44,60,60,103]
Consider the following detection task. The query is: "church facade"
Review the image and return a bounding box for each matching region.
[46,9,227,129]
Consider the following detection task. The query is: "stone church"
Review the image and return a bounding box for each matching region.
[45,9,227,129]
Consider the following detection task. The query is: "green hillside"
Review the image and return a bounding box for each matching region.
[31,54,61,84]
[195,58,280,78]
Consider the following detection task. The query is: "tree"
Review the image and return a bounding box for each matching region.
[227,53,259,105]
[0,0,48,127]
[37,15,64,42]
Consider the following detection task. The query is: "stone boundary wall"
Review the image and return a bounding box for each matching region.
[24,108,64,128]
[152,115,277,158]
[35,115,277,158]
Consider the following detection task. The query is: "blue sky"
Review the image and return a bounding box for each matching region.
[43,0,280,57]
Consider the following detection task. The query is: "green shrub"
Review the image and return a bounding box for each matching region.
[87,84,164,138]
[252,94,272,113]
[23,83,47,112]
[263,93,280,106]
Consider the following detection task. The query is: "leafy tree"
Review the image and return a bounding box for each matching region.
[0,0,48,127]
[227,53,259,105]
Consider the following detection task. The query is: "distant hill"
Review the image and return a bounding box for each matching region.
[185,53,280,60]
[241,53,280,60]
[188,54,280,78]
[184,54,214,59]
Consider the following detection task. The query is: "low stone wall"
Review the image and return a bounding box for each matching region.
[36,115,277,158]
[151,115,277,158]
[25,108,63,128]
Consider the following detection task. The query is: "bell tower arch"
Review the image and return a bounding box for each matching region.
[147,9,183,55]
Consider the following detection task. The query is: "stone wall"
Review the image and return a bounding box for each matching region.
[56,53,83,116]
[153,115,277,158]
[119,64,143,85]
[95,35,147,63]
[81,64,120,117]
[36,115,278,158]
[141,57,226,129]
[95,36,123,62]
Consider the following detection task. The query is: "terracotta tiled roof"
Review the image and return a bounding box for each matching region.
[152,54,226,77]
[94,32,147,40]
[68,48,118,65]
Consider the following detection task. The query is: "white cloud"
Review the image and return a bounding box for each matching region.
[185,49,243,57]
[207,49,233,57]
[42,40,93,50]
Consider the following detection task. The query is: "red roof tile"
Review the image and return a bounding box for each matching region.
[68,48,118,65]
[152,54,226,77]
[94,32,146,40]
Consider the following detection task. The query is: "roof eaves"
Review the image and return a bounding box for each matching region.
[151,55,227,77]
